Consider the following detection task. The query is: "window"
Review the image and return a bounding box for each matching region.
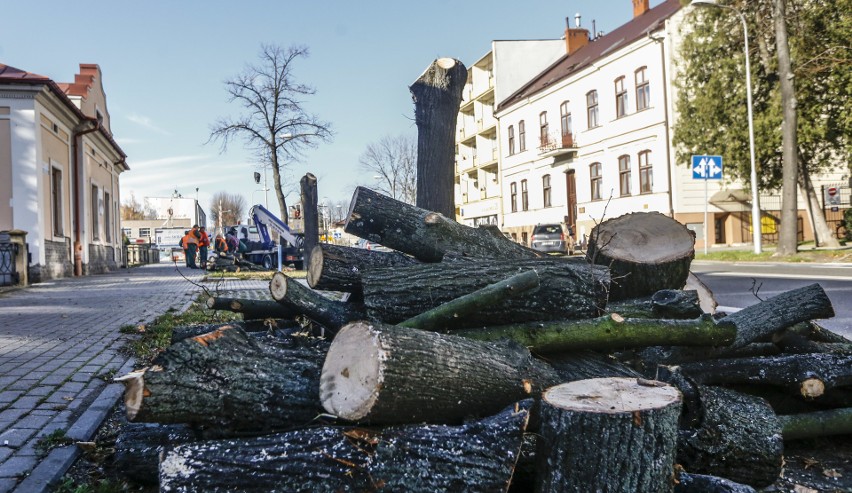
[104,192,112,242]
[636,67,650,111]
[560,101,573,146]
[122,228,131,239]
[543,174,552,207]
[139,228,151,238]
[590,162,602,200]
[615,77,628,118]
[51,168,63,236]
[508,125,515,155]
[618,155,631,196]
[521,179,529,211]
[519,120,526,152]
[521,231,528,246]
[639,150,653,193]
[539,111,549,147]
[586,90,599,128]
[91,184,99,241]
[510,182,518,212]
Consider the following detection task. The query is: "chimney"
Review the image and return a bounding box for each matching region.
[564,14,590,56]
[633,0,650,17]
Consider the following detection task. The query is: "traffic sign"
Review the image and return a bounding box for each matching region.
[826,186,841,206]
[692,155,723,180]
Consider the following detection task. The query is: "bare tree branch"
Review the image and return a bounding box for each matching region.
[358,134,417,204]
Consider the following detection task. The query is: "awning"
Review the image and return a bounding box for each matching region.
[709,189,751,212]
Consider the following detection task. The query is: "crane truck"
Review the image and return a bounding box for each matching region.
[232,204,304,270]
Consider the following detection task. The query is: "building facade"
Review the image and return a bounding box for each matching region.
[0,63,128,281]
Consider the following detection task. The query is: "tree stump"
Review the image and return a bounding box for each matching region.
[586,211,695,301]
[535,377,682,492]
[300,172,319,268]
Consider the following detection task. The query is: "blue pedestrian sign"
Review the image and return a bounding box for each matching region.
[692,155,723,180]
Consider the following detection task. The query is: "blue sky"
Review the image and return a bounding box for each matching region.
[2,1,662,219]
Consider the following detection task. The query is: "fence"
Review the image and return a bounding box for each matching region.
[125,244,161,266]
[0,233,18,286]
[822,184,850,240]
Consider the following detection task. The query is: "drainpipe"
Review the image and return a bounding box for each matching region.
[650,27,675,219]
[72,118,100,276]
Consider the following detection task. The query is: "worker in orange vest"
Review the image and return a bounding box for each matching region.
[198,226,211,270]
[182,226,200,269]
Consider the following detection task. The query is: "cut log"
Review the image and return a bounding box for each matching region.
[113,422,197,484]
[160,400,532,493]
[586,211,695,301]
[543,351,643,383]
[676,353,852,399]
[362,258,609,326]
[344,186,543,262]
[772,329,852,355]
[623,342,780,371]
[116,326,328,433]
[535,377,682,492]
[306,243,418,299]
[205,296,299,320]
[300,172,319,269]
[717,283,835,348]
[778,407,852,440]
[677,386,782,487]
[685,272,718,314]
[410,58,467,217]
[674,471,757,493]
[171,322,247,343]
[606,289,703,319]
[319,321,561,424]
[269,271,366,333]
[455,314,733,353]
[398,270,540,331]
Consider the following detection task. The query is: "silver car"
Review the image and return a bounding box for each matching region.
[530,223,573,255]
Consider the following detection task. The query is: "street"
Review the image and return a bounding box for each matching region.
[692,261,852,339]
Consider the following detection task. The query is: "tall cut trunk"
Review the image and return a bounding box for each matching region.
[775,0,799,255]
[300,173,319,267]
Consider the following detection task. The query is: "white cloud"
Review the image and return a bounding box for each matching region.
[126,113,172,136]
[131,155,210,168]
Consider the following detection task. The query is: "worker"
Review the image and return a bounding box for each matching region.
[198,226,210,270]
[215,234,229,254]
[182,225,200,269]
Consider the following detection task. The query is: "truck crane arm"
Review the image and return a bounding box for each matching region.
[249,204,303,249]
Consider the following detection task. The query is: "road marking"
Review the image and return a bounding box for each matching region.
[700,272,852,282]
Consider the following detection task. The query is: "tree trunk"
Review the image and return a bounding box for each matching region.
[677,386,783,488]
[799,163,841,247]
[455,314,734,353]
[271,156,288,226]
[306,243,418,299]
[269,271,366,333]
[586,211,695,301]
[319,321,561,424]
[717,283,834,348]
[778,407,852,440]
[398,270,540,331]
[300,173,319,267]
[674,472,758,493]
[625,343,780,371]
[774,0,799,255]
[535,377,682,492]
[361,258,609,326]
[113,423,197,484]
[344,186,543,262]
[675,353,852,399]
[116,326,329,433]
[409,58,467,217]
[160,401,533,493]
[206,296,299,320]
[606,289,703,319]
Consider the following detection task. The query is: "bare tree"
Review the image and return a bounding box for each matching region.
[358,134,417,204]
[209,44,333,224]
[210,191,247,231]
[121,194,156,220]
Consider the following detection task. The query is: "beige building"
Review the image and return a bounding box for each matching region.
[0,63,128,281]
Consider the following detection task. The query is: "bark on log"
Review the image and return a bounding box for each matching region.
[319,321,561,424]
[773,330,852,355]
[116,326,329,433]
[301,173,319,269]
[606,289,703,319]
[171,322,247,343]
[113,422,197,484]
[269,271,366,333]
[674,472,757,493]
[535,377,682,492]
[778,407,852,440]
[344,186,543,262]
[159,400,532,493]
[586,211,695,301]
[455,314,733,353]
[362,258,609,326]
[410,58,467,217]
[306,243,418,299]
[398,270,540,331]
[676,353,852,399]
[677,386,783,487]
[623,343,780,371]
[206,296,299,320]
[717,283,835,348]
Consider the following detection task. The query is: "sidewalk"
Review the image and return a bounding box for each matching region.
[0,263,267,492]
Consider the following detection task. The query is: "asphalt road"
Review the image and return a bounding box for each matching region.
[691,261,852,339]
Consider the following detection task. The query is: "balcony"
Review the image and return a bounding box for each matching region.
[538,132,578,158]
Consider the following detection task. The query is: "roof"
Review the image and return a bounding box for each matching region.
[0,63,128,169]
[497,0,682,112]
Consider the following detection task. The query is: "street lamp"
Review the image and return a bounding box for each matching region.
[692,0,761,254]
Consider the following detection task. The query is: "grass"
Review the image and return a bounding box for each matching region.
[53,477,131,493]
[695,245,852,263]
[34,429,73,457]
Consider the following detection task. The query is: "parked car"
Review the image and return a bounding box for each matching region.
[530,223,573,255]
[354,238,392,252]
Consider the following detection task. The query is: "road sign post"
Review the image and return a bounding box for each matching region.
[692,155,723,255]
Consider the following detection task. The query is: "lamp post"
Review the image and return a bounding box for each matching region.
[692,0,762,254]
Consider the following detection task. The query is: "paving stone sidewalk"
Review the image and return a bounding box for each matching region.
[0,263,268,492]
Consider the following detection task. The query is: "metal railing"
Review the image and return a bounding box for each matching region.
[0,233,18,286]
[125,244,161,266]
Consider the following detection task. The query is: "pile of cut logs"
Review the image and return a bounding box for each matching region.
[115,187,850,492]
